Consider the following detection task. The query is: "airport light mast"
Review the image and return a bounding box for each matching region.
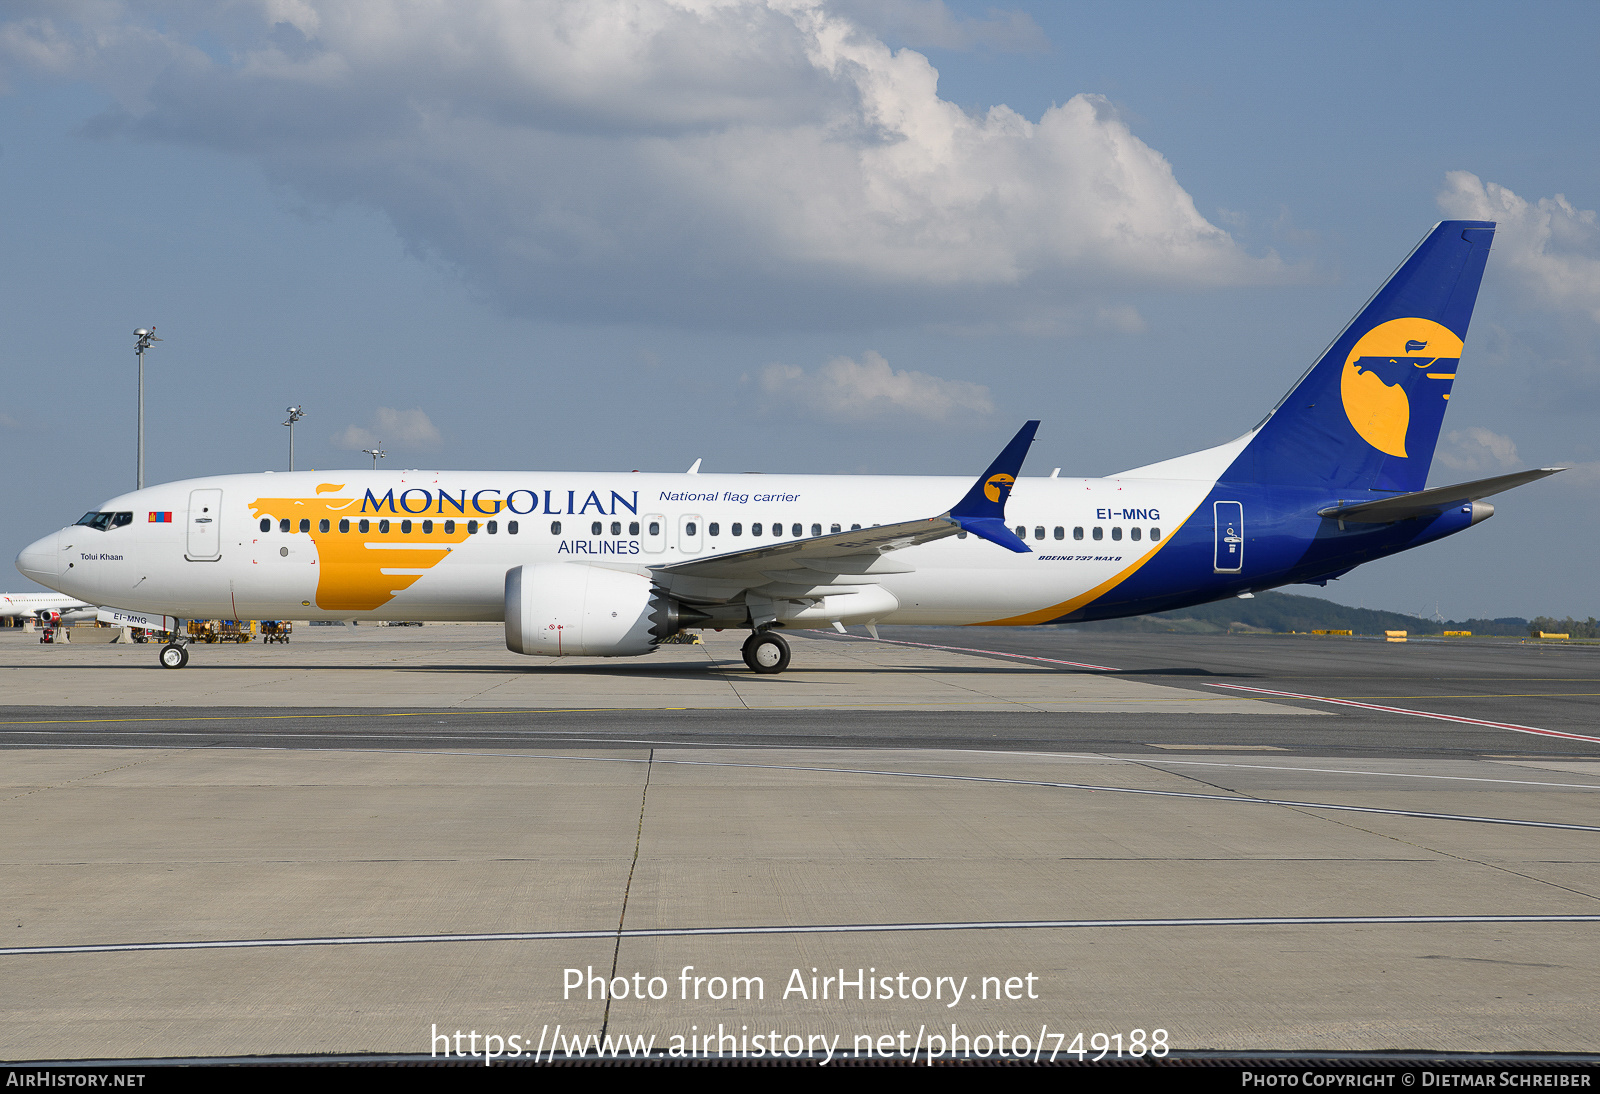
[133,327,160,489]
[363,444,386,470]
[283,405,305,471]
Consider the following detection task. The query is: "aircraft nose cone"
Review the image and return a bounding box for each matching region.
[16,531,61,583]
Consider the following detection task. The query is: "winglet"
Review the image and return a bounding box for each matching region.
[948,421,1040,553]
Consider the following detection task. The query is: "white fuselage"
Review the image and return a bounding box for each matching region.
[17,465,1221,628]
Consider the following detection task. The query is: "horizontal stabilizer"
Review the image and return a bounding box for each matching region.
[1318,468,1564,524]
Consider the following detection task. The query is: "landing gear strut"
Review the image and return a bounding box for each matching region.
[742,630,791,674]
[159,640,190,669]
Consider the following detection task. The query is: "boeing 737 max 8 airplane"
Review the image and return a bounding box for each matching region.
[16,221,1562,672]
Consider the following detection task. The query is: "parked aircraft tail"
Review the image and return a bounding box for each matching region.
[1227,220,1496,494]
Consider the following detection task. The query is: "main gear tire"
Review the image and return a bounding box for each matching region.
[742,631,791,674]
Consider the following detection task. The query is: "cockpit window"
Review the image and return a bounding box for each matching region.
[74,511,134,531]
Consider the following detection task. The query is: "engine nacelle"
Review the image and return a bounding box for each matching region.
[36,609,60,626]
[505,564,705,657]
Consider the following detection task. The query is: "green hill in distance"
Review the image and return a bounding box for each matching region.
[1065,590,1534,637]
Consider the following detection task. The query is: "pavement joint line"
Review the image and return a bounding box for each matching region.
[1203,683,1600,745]
[36,742,1600,834]
[602,748,653,1041]
[0,708,676,727]
[14,739,1600,792]
[953,748,1600,790]
[7,914,1600,958]
[0,693,1290,726]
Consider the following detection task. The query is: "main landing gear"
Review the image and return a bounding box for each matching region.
[741,630,790,674]
[159,640,190,669]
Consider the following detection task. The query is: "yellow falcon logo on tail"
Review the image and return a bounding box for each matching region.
[983,473,1015,504]
[1340,317,1462,458]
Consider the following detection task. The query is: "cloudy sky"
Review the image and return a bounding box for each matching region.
[2,0,1597,619]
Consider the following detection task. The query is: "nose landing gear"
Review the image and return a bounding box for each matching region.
[159,640,190,669]
[741,630,791,674]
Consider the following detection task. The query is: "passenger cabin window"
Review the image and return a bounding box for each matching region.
[686,521,697,536]
[629,522,640,535]
[359,519,370,534]
[752,523,763,536]
[1054,527,1064,540]
[957,531,968,539]
[339,519,350,533]
[299,519,310,533]
[260,518,271,532]
[1111,527,1122,541]
[401,520,412,534]
[1014,526,1025,539]
[1034,526,1045,541]
[379,519,390,534]
[708,523,719,537]
[550,521,561,535]
[445,520,456,534]
[487,520,498,534]
[1073,527,1084,540]
[468,520,479,534]
[811,523,821,537]
[851,524,861,531]
[319,519,330,533]
[793,523,802,537]
[1130,527,1141,541]
[422,520,433,534]
[591,521,603,535]
[732,523,742,536]
[611,521,621,536]
[1151,527,1161,541]
[1092,527,1103,541]
[648,521,660,536]
[508,521,518,534]
[831,524,841,533]
[279,518,291,533]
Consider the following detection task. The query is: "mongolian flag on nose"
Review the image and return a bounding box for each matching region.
[148,511,172,523]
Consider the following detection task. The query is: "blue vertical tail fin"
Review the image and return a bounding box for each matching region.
[1227,221,1495,494]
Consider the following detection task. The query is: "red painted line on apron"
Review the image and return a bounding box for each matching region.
[1204,682,1600,744]
[818,631,1119,672]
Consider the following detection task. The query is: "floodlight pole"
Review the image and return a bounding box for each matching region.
[283,405,306,471]
[133,328,161,489]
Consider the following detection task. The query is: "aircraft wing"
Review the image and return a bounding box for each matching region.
[653,422,1039,600]
[1318,467,1564,524]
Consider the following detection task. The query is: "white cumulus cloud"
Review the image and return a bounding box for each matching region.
[1438,172,1600,325]
[760,350,992,421]
[1,0,1283,329]
[333,407,442,452]
[1434,426,1521,475]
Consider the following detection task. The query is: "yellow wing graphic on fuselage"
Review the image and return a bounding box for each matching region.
[248,495,471,611]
